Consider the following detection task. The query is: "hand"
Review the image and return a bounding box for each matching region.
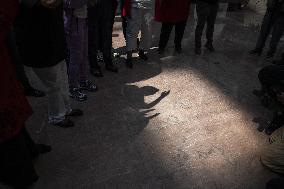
[277,92,284,105]
[161,90,170,98]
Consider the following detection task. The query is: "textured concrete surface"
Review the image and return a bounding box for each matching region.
[1,4,283,189]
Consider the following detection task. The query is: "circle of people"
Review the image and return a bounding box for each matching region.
[2,0,284,188]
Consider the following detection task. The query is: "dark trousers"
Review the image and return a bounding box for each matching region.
[88,1,117,70]
[6,28,32,90]
[255,8,284,52]
[0,128,38,187]
[159,20,187,50]
[258,65,284,94]
[195,1,219,48]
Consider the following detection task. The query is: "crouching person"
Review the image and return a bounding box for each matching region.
[15,0,83,128]
[261,126,284,175]
[123,0,154,68]
[64,0,98,102]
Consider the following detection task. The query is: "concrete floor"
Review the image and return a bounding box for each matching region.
[2,4,283,189]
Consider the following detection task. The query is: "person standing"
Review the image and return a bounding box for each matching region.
[194,0,219,55]
[15,0,83,128]
[249,0,284,58]
[123,0,154,69]
[0,1,51,188]
[88,0,118,77]
[64,0,98,102]
[155,0,190,54]
[6,28,46,98]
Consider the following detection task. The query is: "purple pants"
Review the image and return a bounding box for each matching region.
[65,14,88,89]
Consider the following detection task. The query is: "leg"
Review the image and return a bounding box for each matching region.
[159,23,174,51]
[269,15,284,56]
[174,20,187,52]
[100,1,116,69]
[0,128,38,188]
[126,8,142,52]
[125,8,142,68]
[206,3,218,47]
[33,63,68,124]
[66,16,83,89]
[195,1,209,52]
[139,9,153,52]
[88,6,102,76]
[255,9,274,50]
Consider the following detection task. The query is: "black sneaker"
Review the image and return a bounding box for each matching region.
[66,109,83,117]
[126,58,133,69]
[69,88,87,101]
[205,43,215,52]
[53,118,74,128]
[138,50,148,61]
[80,80,98,92]
[249,48,262,56]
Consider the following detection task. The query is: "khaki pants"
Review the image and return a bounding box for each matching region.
[261,127,284,174]
[33,61,71,124]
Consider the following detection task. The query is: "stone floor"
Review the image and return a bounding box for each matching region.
[2,4,284,189]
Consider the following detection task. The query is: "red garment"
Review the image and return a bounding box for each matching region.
[155,0,190,23]
[0,0,33,143]
[122,0,131,17]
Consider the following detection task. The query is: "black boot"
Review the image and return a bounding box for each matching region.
[126,51,133,69]
[138,50,148,61]
[205,42,215,52]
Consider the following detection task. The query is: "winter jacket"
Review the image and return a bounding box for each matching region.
[155,0,190,23]
[15,0,67,68]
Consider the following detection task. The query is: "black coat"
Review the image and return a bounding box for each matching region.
[15,1,67,68]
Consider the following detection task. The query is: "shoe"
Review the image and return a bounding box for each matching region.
[175,47,182,54]
[66,109,83,117]
[205,43,215,52]
[126,58,133,69]
[138,50,148,61]
[80,80,98,92]
[195,48,201,55]
[266,50,275,59]
[25,88,46,97]
[69,88,87,101]
[106,64,118,73]
[53,118,74,128]
[90,68,103,77]
[249,48,262,56]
